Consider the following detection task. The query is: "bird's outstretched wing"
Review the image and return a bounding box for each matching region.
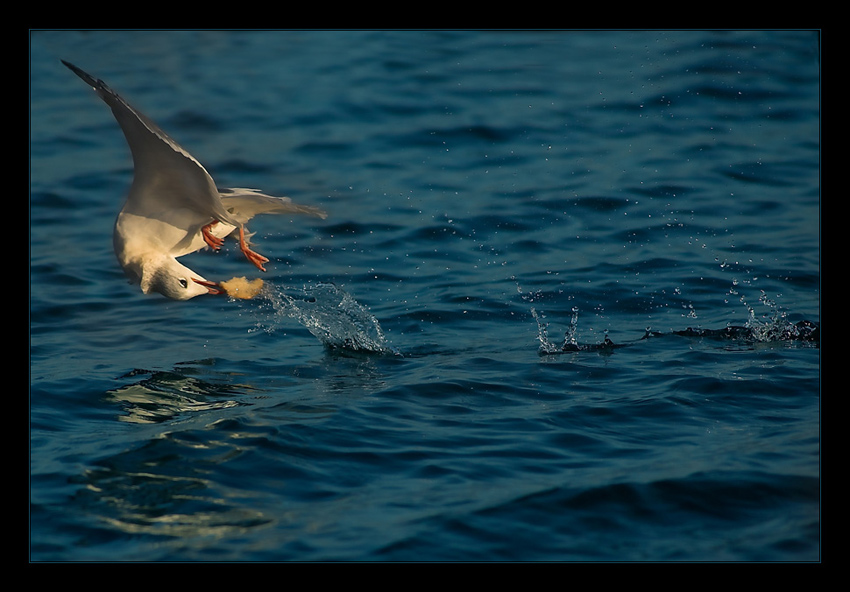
[62,60,236,226]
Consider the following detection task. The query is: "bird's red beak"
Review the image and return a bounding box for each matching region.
[193,278,224,295]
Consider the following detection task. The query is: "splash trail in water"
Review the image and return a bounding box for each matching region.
[516,278,818,354]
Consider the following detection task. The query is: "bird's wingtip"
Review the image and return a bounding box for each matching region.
[61,59,82,75]
[61,59,100,90]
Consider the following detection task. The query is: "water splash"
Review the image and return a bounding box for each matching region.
[743,290,817,343]
[529,305,561,354]
[516,280,560,353]
[253,282,395,354]
[515,279,615,354]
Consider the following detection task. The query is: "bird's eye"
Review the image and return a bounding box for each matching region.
[179,278,188,288]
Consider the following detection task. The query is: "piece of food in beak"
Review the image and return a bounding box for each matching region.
[219,277,265,299]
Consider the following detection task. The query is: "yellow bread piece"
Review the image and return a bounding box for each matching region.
[220,277,264,299]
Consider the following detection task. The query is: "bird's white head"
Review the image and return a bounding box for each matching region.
[140,257,223,300]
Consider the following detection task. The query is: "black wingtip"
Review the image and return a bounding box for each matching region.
[61,59,81,75]
[61,59,100,89]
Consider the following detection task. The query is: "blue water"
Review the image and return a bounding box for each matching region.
[30,30,820,561]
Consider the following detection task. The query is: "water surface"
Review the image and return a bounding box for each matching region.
[31,30,820,561]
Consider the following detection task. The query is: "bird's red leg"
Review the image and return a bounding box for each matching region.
[202,220,225,250]
[239,226,269,272]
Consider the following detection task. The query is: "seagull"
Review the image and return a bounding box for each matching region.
[62,60,327,300]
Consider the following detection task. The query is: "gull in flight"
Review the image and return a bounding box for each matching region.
[62,60,327,300]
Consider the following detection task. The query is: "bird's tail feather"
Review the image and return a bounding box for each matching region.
[219,187,328,221]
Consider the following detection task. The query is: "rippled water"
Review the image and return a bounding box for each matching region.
[30,30,820,561]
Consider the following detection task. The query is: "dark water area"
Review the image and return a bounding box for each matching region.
[30,30,820,561]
